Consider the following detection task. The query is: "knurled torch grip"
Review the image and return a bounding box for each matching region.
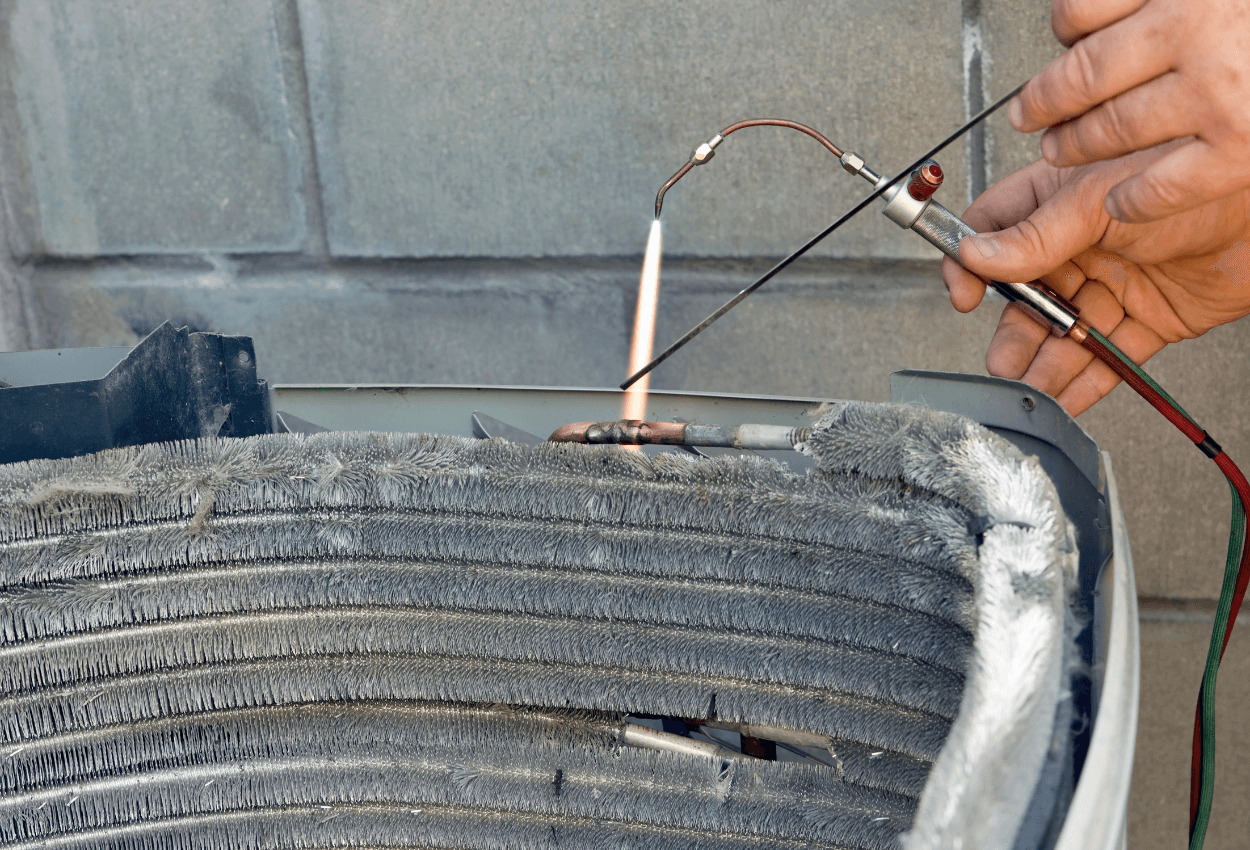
[909,201,1080,337]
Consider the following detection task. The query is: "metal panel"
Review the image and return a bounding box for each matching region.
[270,384,837,442]
[0,346,131,388]
[0,324,270,464]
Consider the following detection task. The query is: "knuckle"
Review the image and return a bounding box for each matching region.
[1214,62,1244,95]
[1051,0,1086,42]
[1064,41,1102,105]
[1078,179,1115,228]
[1080,99,1132,155]
[1138,12,1177,56]
[1014,219,1052,265]
[1134,169,1185,214]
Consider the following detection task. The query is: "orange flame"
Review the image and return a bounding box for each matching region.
[623,219,662,429]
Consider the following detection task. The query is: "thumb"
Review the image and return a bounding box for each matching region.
[957,185,1108,283]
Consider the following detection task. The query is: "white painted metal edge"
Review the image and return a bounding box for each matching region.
[1055,453,1140,850]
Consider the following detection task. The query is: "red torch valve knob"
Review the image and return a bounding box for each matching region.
[907,161,944,201]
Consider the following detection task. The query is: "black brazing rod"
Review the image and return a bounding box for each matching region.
[620,82,1025,391]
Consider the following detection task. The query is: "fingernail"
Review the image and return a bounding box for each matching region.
[1008,98,1025,130]
[1104,193,1125,221]
[965,234,1001,260]
[1040,132,1058,163]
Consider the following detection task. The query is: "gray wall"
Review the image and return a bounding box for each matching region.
[1,2,1248,845]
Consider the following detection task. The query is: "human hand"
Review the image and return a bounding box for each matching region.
[942,145,1250,415]
[1009,0,1250,223]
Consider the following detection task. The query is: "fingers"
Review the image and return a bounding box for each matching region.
[945,160,1065,313]
[1070,249,1200,341]
[1104,138,1240,222]
[1054,316,1167,414]
[982,262,1096,382]
[982,272,1168,417]
[1051,0,1148,46]
[1012,324,1086,397]
[959,159,1056,234]
[1040,72,1197,168]
[1017,277,1122,397]
[942,256,986,313]
[986,305,1050,380]
[957,175,1106,284]
[1010,7,1171,133]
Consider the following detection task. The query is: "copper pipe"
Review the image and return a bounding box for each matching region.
[655,161,695,218]
[549,419,689,445]
[653,119,844,218]
[623,84,1026,391]
[548,422,595,443]
[719,118,843,157]
[548,420,810,450]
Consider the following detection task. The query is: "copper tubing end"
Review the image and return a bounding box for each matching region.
[548,422,595,443]
[1068,319,1091,345]
[655,161,695,218]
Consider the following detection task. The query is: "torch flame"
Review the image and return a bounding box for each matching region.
[623,219,662,425]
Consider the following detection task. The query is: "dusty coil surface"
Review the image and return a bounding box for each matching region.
[0,403,1063,849]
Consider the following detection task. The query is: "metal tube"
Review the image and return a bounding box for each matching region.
[548,420,810,450]
[909,202,1080,336]
[655,120,838,221]
[695,719,834,750]
[622,722,751,760]
[683,423,810,450]
[620,83,1024,391]
[719,119,843,157]
[548,420,688,445]
[655,162,695,219]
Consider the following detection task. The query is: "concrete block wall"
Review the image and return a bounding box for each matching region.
[3,1,306,255]
[1,2,1247,845]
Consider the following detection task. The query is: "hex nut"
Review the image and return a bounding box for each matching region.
[840,151,865,175]
[690,142,717,165]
